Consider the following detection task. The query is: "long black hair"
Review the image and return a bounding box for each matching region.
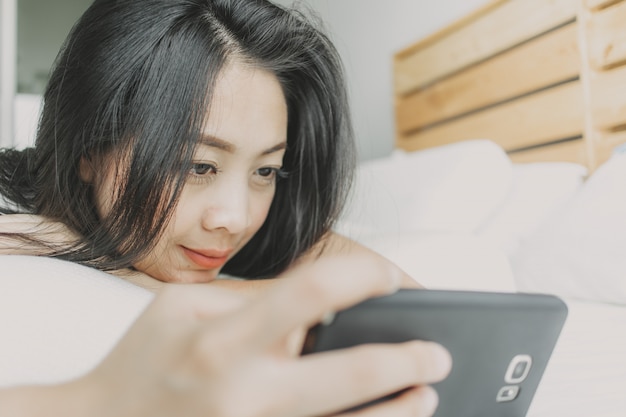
[0,0,355,279]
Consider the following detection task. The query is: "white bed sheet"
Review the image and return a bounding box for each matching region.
[528,298,626,417]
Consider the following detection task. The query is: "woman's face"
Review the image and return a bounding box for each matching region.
[93,63,288,283]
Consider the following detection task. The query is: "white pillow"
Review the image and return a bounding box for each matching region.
[477,162,588,257]
[0,255,153,387]
[357,232,516,293]
[337,140,513,237]
[511,152,626,305]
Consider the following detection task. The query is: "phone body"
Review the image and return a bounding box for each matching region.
[301,289,568,417]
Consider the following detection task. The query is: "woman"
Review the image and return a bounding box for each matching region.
[0,0,415,290]
[0,3,448,414]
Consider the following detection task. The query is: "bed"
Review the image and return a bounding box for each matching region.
[335,0,626,415]
[1,0,625,414]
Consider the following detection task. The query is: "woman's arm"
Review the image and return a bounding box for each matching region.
[208,232,421,300]
[210,232,421,298]
[294,232,421,288]
[0,256,450,417]
[0,216,418,293]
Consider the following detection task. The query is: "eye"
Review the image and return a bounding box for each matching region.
[189,163,217,176]
[254,167,288,186]
[257,167,276,178]
[187,162,220,185]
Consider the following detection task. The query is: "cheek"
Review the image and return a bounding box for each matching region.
[131,210,181,281]
[248,190,276,233]
[91,165,121,219]
[94,186,114,219]
[169,195,196,235]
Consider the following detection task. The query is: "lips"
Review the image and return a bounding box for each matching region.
[182,247,232,269]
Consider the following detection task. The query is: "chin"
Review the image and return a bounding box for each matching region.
[163,269,221,284]
[134,258,223,284]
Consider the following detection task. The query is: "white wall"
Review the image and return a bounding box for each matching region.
[274,0,490,160]
[3,0,90,148]
[17,0,92,94]
[1,0,17,147]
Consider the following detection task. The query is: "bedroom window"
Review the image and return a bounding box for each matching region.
[0,0,91,148]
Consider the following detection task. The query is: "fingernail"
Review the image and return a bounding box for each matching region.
[430,342,453,378]
[321,311,336,325]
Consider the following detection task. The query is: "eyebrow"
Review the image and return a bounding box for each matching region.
[199,135,287,155]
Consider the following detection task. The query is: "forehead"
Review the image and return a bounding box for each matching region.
[201,62,288,153]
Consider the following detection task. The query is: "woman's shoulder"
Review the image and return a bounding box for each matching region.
[0,214,78,255]
[0,213,46,225]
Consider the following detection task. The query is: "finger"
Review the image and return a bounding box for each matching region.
[284,340,451,416]
[222,255,402,352]
[337,386,439,417]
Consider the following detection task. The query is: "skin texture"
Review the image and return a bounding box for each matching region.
[0,255,451,417]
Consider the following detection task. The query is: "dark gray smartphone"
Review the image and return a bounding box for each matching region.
[301,289,568,417]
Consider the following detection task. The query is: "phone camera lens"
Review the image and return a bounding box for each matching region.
[505,354,532,384]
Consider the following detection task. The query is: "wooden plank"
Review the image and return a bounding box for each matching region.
[589,64,626,130]
[396,0,507,58]
[585,0,626,69]
[396,24,580,133]
[584,0,624,11]
[394,0,577,95]
[397,81,584,152]
[508,139,586,165]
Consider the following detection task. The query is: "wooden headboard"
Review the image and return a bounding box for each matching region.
[393,0,626,171]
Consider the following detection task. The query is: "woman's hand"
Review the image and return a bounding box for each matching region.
[0,255,451,417]
[93,255,451,417]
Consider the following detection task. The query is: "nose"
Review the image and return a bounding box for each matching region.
[200,176,250,234]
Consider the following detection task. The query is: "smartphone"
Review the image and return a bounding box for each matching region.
[301,289,568,417]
